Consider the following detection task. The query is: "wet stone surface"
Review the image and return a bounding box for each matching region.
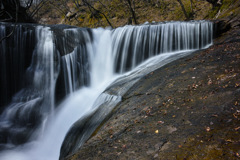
[65,27,240,160]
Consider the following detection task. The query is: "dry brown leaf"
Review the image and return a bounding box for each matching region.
[234,126,240,131]
[158,121,164,124]
[235,101,239,106]
[206,127,210,132]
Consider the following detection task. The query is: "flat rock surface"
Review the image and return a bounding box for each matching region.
[66,26,240,160]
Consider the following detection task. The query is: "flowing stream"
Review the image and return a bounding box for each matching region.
[0,21,213,160]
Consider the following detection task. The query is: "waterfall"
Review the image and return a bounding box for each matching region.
[0,21,213,160]
[112,21,212,72]
[0,26,59,147]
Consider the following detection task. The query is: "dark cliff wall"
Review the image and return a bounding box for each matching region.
[0,24,36,111]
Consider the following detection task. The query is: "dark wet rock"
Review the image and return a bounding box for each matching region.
[213,19,231,38]
[0,23,37,111]
[59,93,121,160]
[64,22,240,160]
[0,23,92,111]
[51,25,93,56]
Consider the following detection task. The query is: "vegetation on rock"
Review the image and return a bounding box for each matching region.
[30,0,240,28]
[1,0,239,28]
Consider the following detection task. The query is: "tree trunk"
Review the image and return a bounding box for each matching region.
[125,0,138,25]
[176,0,189,20]
[206,0,222,9]
[190,0,193,13]
[82,0,114,28]
[0,0,34,23]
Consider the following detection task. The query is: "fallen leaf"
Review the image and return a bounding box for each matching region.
[235,101,239,106]
[206,127,211,132]
[157,121,164,124]
[154,154,158,158]
[236,153,240,158]
[208,79,212,85]
[202,96,208,99]
[167,126,177,133]
[235,83,240,87]
[235,127,240,131]
[117,152,121,156]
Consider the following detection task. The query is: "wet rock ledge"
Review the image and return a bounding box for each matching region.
[65,20,240,160]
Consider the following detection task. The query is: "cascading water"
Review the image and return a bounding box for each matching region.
[112,21,212,72]
[0,21,213,160]
[0,26,59,148]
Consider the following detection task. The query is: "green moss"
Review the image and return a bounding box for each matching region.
[33,0,240,28]
[207,0,239,19]
[219,0,240,18]
[207,8,220,18]
[172,5,185,20]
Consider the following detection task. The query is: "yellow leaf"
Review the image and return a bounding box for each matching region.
[205,127,210,132]
[235,101,239,106]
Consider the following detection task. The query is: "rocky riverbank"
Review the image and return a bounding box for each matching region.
[65,17,240,160]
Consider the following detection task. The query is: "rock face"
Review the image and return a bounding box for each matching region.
[65,18,240,160]
[0,24,37,111]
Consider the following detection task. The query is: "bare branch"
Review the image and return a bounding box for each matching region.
[29,0,47,17]
[82,0,113,28]
[97,0,107,9]
[25,0,33,10]
[125,0,138,24]
[0,0,19,43]
[176,0,189,20]
[0,11,13,22]
[74,0,82,8]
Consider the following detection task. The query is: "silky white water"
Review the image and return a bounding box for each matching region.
[0,27,117,160]
[0,21,213,160]
[0,49,207,160]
